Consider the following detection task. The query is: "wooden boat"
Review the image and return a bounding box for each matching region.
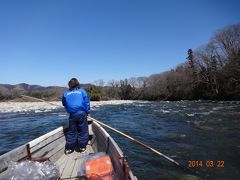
[0,117,137,179]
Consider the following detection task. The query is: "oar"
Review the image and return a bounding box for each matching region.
[21,95,60,107]
[90,118,205,178]
[20,95,205,178]
[92,117,180,165]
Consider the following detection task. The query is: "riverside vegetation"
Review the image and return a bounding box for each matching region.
[0,24,239,101]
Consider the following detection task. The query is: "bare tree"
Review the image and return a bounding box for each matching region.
[128,77,137,88]
[212,24,240,61]
[93,79,105,87]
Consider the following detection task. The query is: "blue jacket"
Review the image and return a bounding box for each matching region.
[62,88,90,115]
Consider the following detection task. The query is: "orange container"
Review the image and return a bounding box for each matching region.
[85,155,114,180]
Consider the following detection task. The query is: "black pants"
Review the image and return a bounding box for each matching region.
[65,113,89,150]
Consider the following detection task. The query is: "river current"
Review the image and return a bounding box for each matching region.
[0,101,239,179]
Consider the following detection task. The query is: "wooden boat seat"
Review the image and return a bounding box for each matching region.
[55,144,94,180]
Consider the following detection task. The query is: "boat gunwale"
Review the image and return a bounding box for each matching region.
[92,119,137,180]
[0,117,137,179]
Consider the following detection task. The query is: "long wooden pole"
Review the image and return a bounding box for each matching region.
[90,118,204,177]
[20,95,203,177]
[92,118,180,166]
[21,95,60,106]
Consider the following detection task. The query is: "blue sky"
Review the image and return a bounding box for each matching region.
[0,0,239,86]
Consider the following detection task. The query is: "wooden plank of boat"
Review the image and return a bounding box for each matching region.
[0,117,137,180]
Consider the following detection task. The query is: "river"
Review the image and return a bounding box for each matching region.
[0,101,239,179]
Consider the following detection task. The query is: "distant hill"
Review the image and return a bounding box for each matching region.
[0,83,95,101]
[0,83,45,94]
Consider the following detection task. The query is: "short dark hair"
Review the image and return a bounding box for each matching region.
[68,78,80,90]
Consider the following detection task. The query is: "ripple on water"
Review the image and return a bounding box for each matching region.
[0,100,239,179]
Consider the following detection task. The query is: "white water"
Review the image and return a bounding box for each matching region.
[0,100,136,113]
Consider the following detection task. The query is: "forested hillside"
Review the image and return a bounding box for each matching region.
[1,24,239,101]
[105,24,240,100]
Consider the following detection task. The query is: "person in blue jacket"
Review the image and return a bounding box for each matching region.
[62,78,90,154]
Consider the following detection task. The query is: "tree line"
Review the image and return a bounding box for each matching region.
[89,24,240,101]
[1,24,239,101]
